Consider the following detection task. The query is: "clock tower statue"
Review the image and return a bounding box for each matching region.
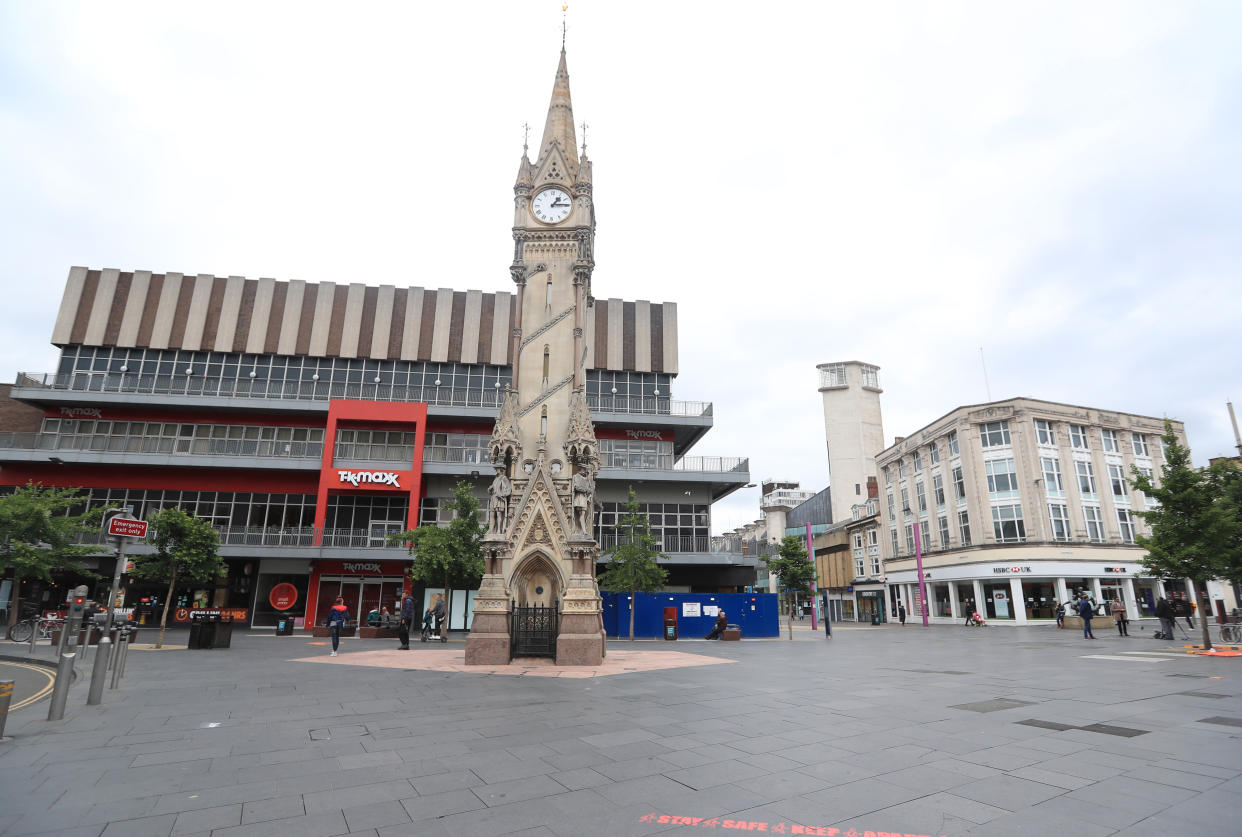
[465,47,605,666]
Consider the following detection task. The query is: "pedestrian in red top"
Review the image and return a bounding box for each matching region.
[327,597,350,657]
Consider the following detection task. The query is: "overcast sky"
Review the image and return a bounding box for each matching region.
[2,1,1240,533]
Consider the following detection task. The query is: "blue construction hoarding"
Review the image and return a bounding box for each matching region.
[601,591,780,639]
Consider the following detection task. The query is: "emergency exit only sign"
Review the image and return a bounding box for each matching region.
[107,517,148,538]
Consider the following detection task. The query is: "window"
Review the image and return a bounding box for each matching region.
[1100,429,1119,453]
[979,421,1011,448]
[1136,465,1158,505]
[867,528,878,547]
[952,466,966,501]
[913,452,922,473]
[1076,460,1096,496]
[853,532,864,550]
[919,520,931,551]
[1131,434,1149,457]
[870,552,881,576]
[938,514,950,546]
[958,510,972,545]
[932,473,945,506]
[886,492,895,520]
[904,524,915,554]
[1041,457,1064,494]
[1160,436,1170,458]
[1117,508,1136,544]
[985,458,1019,495]
[883,465,891,486]
[820,364,846,388]
[890,528,899,557]
[929,445,940,465]
[855,554,866,578]
[991,504,1026,543]
[916,481,927,512]
[1108,463,1129,500]
[1070,425,1088,449]
[861,365,880,388]
[1082,505,1104,542]
[898,459,906,479]
[947,430,959,456]
[1049,503,1071,541]
[1034,419,1056,446]
[900,487,910,514]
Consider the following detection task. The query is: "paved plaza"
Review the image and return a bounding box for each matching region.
[1,623,1240,837]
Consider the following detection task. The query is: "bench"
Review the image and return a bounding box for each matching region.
[359,626,402,639]
[722,625,741,641]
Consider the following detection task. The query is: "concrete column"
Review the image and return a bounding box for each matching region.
[1055,578,1069,606]
[1091,578,1104,607]
[948,582,960,620]
[1121,579,1138,620]
[972,580,985,618]
[1010,577,1026,623]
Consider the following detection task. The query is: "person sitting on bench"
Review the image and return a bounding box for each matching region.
[704,609,728,640]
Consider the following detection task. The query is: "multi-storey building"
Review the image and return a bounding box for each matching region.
[0,47,750,629]
[818,360,884,525]
[875,397,1235,625]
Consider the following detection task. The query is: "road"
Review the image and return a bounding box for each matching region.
[0,657,56,714]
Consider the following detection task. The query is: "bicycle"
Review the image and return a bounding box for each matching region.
[7,613,63,643]
[1220,623,1241,644]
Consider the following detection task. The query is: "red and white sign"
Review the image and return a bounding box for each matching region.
[594,427,673,442]
[333,469,412,491]
[108,517,148,538]
[269,583,299,611]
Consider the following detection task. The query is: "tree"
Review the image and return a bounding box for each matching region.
[1130,421,1242,651]
[0,483,102,630]
[763,535,816,640]
[388,481,484,637]
[596,487,668,640]
[127,507,223,648]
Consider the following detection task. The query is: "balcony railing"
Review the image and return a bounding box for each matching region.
[601,455,748,473]
[0,432,322,459]
[333,443,416,464]
[77,526,405,549]
[15,372,712,418]
[599,534,713,554]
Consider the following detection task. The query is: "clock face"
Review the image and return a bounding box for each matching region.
[532,188,572,223]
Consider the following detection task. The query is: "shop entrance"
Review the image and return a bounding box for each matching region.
[314,576,405,627]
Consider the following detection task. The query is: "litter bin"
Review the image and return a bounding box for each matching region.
[212,615,234,648]
[275,617,295,636]
[871,614,882,625]
[663,606,677,640]
[189,613,221,649]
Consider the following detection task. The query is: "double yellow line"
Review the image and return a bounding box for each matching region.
[2,662,56,711]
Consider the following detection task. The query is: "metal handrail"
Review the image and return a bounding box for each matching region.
[15,372,714,418]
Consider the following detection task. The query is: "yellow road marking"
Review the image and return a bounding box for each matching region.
[4,662,56,711]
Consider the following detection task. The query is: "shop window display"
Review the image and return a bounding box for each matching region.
[1021,580,1057,619]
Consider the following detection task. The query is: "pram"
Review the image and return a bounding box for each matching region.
[965,611,987,627]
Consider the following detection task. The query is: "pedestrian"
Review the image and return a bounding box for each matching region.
[1185,600,1196,630]
[704,609,728,640]
[1077,595,1095,639]
[432,593,446,639]
[1111,597,1129,637]
[1055,601,1066,629]
[398,590,414,650]
[1155,596,1177,640]
[326,596,349,656]
[898,602,906,626]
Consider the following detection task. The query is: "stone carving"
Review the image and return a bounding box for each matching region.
[572,467,595,535]
[488,467,512,534]
[528,515,551,545]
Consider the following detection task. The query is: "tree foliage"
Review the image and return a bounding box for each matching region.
[0,483,102,628]
[1130,420,1242,650]
[128,507,223,648]
[388,481,485,631]
[597,487,668,640]
[763,535,816,638]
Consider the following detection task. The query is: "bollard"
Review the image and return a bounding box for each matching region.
[118,629,130,679]
[0,679,13,740]
[46,653,75,722]
[111,630,127,689]
[87,636,111,705]
[28,622,38,655]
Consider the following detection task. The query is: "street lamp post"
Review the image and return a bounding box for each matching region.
[905,507,929,627]
[804,522,818,631]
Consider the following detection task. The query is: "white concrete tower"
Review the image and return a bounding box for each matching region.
[817,362,885,525]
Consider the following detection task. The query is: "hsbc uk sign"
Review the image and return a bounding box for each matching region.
[338,470,401,488]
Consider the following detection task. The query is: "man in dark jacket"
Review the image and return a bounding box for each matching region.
[704,609,728,640]
[1155,597,1176,640]
[398,592,415,650]
[1077,596,1095,639]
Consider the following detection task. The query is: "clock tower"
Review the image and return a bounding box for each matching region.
[465,47,605,666]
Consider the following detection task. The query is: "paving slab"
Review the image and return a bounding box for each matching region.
[2,625,1240,836]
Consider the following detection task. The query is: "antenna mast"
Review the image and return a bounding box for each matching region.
[980,347,993,401]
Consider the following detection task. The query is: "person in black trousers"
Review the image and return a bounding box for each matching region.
[704,610,728,640]
[398,592,414,650]
[898,603,906,625]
